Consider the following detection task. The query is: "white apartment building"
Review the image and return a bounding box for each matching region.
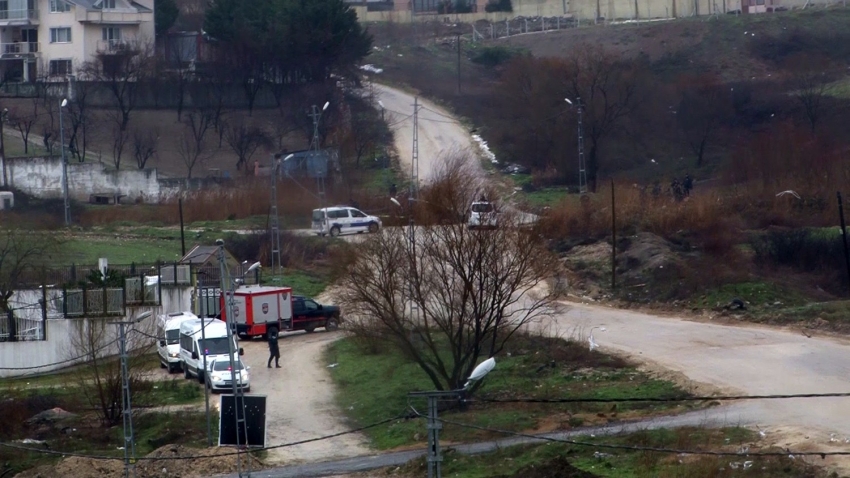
[0,0,154,82]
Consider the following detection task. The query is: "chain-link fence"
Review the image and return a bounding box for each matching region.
[472,15,576,41]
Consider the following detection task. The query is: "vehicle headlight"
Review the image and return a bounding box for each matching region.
[169,352,179,358]
[211,373,223,381]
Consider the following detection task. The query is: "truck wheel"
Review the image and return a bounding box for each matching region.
[330,226,341,237]
[183,364,190,380]
[368,222,379,233]
[304,324,316,333]
[325,315,340,331]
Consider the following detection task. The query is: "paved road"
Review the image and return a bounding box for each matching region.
[216,407,759,478]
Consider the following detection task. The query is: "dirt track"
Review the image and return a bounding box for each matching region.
[239,330,369,466]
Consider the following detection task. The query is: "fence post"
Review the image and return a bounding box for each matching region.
[102,285,108,316]
[173,261,178,286]
[42,283,48,341]
[62,286,68,318]
[7,309,16,342]
[82,283,87,316]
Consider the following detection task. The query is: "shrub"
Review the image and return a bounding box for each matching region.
[471,46,517,67]
[749,228,845,272]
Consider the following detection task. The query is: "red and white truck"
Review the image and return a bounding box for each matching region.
[220,286,341,338]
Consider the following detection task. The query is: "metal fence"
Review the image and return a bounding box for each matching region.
[472,16,577,41]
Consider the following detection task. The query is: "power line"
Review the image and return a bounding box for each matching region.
[0,337,119,370]
[470,391,850,404]
[427,413,850,458]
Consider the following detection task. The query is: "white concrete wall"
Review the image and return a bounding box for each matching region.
[4,156,170,202]
[0,285,194,378]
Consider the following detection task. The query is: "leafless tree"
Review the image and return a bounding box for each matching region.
[69,317,154,427]
[80,40,155,132]
[178,109,213,178]
[225,121,269,171]
[0,230,58,314]
[6,97,40,155]
[65,75,97,162]
[132,126,158,169]
[566,46,643,191]
[786,53,831,133]
[676,74,732,168]
[338,154,555,391]
[109,112,130,169]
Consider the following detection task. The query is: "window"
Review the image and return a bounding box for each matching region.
[305,300,319,311]
[328,209,349,219]
[49,59,72,76]
[165,329,180,345]
[349,209,367,218]
[102,27,121,41]
[49,0,71,12]
[50,27,72,43]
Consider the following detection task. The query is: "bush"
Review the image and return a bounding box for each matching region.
[471,45,518,67]
[749,228,845,271]
[484,0,512,12]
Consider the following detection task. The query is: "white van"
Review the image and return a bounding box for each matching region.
[312,206,382,237]
[179,318,243,383]
[468,200,498,230]
[156,311,197,373]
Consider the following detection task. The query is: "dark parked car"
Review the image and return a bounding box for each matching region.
[285,296,341,333]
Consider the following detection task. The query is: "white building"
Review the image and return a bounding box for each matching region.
[0,0,154,82]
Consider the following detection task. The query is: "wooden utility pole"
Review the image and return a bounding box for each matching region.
[611,179,616,291]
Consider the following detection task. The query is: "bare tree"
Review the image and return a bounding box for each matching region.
[178,109,213,178]
[0,230,57,314]
[131,126,158,169]
[6,97,40,154]
[69,317,154,427]
[566,46,643,191]
[786,53,831,133]
[338,154,555,391]
[225,121,269,171]
[676,74,732,168]
[66,75,97,162]
[109,113,130,169]
[80,41,154,132]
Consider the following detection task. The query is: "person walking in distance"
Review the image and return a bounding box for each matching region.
[267,329,281,368]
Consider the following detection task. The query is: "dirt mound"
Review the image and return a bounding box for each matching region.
[14,445,264,478]
[504,456,600,478]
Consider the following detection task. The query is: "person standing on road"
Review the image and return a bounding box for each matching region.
[267,330,281,368]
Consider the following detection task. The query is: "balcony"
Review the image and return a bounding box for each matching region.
[0,9,39,25]
[1,42,39,57]
[97,39,138,54]
[78,9,152,24]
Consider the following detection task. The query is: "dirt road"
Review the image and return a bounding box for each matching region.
[240,331,370,465]
[373,84,475,184]
[556,302,850,443]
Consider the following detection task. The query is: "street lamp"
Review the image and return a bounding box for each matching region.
[217,239,256,477]
[378,100,385,122]
[110,309,152,478]
[565,96,587,195]
[409,357,496,478]
[60,98,70,226]
[269,153,295,277]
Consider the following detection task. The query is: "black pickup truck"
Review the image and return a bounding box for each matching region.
[284,296,341,333]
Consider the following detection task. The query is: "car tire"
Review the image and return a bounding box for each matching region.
[325,315,340,331]
[330,226,341,237]
[183,364,190,379]
[197,370,205,384]
[368,222,379,233]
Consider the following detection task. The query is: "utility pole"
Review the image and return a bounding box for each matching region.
[611,179,616,291]
[110,310,152,478]
[217,240,251,477]
[456,34,461,95]
[577,96,587,195]
[409,97,420,330]
[838,192,850,295]
[60,98,70,226]
[269,154,282,276]
[309,103,329,211]
[1,106,7,188]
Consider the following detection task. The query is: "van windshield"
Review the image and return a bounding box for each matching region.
[166,329,180,345]
[312,210,325,222]
[199,337,232,355]
[472,203,494,213]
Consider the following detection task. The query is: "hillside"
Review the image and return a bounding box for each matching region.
[501,7,850,82]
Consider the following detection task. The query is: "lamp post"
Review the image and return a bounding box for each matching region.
[269,153,294,277]
[408,358,496,478]
[110,310,152,478]
[217,239,259,477]
[309,102,330,212]
[378,100,385,122]
[60,98,70,226]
